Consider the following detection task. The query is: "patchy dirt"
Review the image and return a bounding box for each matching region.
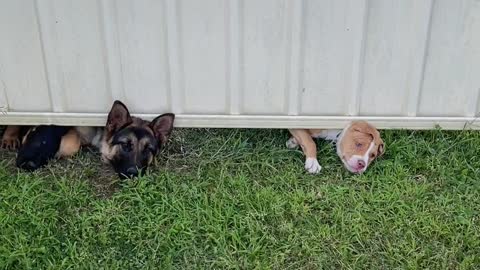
[0,126,190,198]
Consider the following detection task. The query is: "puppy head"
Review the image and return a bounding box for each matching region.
[337,121,384,174]
[16,126,70,171]
[102,100,175,179]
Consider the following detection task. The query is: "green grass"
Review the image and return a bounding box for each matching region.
[0,128,479,269]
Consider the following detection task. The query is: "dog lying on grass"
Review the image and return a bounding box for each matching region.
[75,100,175,179]
[1,100,175,178]
[3,109,383,176]
[287,121,385,174]
[1,125,78,171]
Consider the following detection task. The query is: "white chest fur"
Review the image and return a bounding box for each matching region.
[311,129,342,142]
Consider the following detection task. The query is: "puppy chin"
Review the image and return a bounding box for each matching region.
[342,158,367,174]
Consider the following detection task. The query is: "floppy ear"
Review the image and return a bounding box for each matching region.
[377,140,385,157]
[150,113,175,145]
[365,126,385,157]
[366,127,385,157]
[106,100,132,134]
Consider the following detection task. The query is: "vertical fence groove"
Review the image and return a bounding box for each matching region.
[237,0,245,114]
[34,0,65,112]
[225,0,243,115]
[406,0,435,117]
[285,0,304,116]
[159,0,172,112]
[349,0,369,116]
[0,75,9,113]
[164,0,185,114]
[474,87,480,118]
[98,0,125,103]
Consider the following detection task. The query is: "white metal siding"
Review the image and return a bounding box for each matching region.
[0,0,479,129]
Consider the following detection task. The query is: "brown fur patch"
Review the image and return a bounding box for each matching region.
[101,137,119,163]
[56,129,82,158]
[1,126,22,150]
[74,126,101,146]
[339,121,384,165]
[139,136,152,149]
[22,127,35,145]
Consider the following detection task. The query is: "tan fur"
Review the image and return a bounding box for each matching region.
[1,125,22,149]
[100,136,117,163]
[339,121,384,166]
[147,154,153,165]
[100,117,154,163]
[75,101,174,178]
[74,126,100,146]
[21,127,36,145]
[288,129,319,159]
[56,129,82,158]
[288,121,384,173]
[139,137,152,149]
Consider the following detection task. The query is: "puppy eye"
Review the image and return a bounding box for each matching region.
[355,143,363,148]
[121,142,130,152]
[370,153,376,158]
[145,145,156,154]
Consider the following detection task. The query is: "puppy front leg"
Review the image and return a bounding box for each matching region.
[288,129,321,174]
[286,136,299,149]
[1,125,22,150]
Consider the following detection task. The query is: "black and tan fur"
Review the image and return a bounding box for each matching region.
[1,125,81,171]
[1,101,174,177]
[76,100,175,179]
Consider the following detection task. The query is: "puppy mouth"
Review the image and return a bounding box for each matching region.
[116,167,146,179]
[16,159,44,171]
[351,167,366,174]
[346,166,365,174]
[341,158,366,174]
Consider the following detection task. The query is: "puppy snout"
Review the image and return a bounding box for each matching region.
[357,160,366,169]
[126,167,139,177]
[18,160,38,171]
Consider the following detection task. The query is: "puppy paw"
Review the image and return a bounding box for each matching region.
[286,137,299,149]
[305,158,322,174]
[1,137,20,150]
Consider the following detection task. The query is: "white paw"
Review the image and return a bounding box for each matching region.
[305,158,322,174]
[286,137,299,149]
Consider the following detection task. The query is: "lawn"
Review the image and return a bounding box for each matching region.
[0,128,479,269]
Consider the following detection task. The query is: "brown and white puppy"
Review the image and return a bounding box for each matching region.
[76,100,175,179]
[287,121,385,174]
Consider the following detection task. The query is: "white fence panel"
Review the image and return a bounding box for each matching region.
[0,0,479,129]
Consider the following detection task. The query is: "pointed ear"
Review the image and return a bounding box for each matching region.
[149,113,175,145]
[106,100,132,133]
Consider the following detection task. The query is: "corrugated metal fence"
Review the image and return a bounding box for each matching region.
[0,0,479,129]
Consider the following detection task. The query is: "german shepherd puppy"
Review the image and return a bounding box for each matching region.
[1,125,80,171]
[76,100,175,179]
[1,100,174,177]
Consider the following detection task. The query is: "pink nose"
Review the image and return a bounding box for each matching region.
[357,160,366,169]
